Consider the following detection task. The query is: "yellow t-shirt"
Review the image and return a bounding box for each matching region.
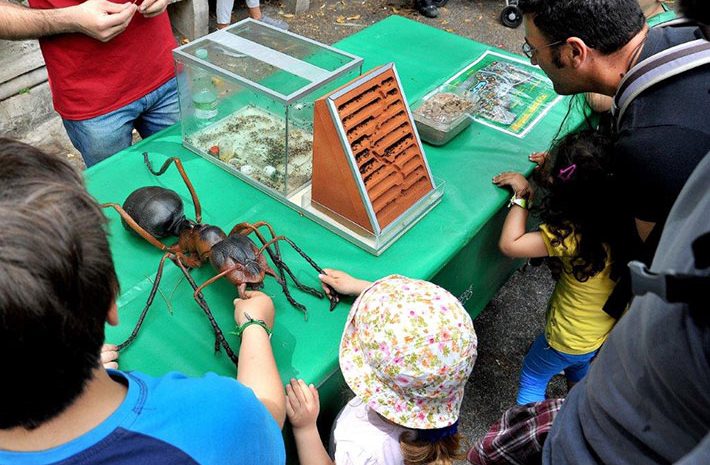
[539,224,617,355]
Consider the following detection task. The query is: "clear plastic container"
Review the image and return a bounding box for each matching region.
[173,18,363,198]
[412,87,474,146]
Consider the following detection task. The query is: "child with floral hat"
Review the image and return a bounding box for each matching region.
[286,270,477,465]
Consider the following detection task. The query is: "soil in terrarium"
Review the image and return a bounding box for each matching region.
[187,105,314,194]
[413,92,474,125]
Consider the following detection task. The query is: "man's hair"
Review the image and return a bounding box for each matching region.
[519,0,645,54]
[0,140,118,429]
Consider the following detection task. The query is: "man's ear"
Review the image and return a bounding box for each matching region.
[107,301,119,327]
[565,37,588,68]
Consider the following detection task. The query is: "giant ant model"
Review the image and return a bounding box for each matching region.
[103,153,339,366]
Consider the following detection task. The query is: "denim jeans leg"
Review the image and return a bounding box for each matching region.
[517,334,566,405]
[563,351,596,383]
[63,104,139,168]
[135,78,180,138]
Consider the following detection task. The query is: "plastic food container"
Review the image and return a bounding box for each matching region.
[412,89,473,146]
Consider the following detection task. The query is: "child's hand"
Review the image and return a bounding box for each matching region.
[319,269,372,297]
[529,151,549,169]
[101,343,119,369]
[234,290,275,329]
[286,378,320,430]
[493,172,531,198]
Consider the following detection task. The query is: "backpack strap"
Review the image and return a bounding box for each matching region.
[612,37,710,129]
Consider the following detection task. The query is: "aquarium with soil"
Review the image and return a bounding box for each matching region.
[173,18,363,198]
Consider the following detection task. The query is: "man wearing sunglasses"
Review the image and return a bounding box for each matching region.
[519,0,710,318]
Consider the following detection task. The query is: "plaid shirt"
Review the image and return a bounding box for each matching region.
[467,398,565,465]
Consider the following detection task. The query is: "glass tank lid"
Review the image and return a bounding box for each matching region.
[173,18,363,104]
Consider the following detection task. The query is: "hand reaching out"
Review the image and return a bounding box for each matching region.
[233,290,275,329]
[286,378,320,430]
[101,343,119,369]
[492,172,532,198]
[529,151,549,169]
[318,269,371,297]
[286,379,333,465]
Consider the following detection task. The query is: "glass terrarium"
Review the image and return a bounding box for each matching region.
[173,18,363,199]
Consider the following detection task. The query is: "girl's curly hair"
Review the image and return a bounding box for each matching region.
[535,129,623,282]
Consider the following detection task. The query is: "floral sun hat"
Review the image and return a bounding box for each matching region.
[339,275,477,429]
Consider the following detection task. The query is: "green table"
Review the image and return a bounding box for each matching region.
[92,15,575,432]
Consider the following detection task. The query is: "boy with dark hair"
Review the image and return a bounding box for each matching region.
[0,139,286,464]
[518,0,710,315]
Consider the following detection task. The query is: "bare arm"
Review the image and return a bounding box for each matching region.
[493,172,548,258]
[0,0,137,41]
[286,379,334,465]
[498,204,548,258]
[319,269,371,297]
[234,291,286,428]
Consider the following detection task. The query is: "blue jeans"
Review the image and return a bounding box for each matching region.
[516,333,597,405]
[63,77,179,168]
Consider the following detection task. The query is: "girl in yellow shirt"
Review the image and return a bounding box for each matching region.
[493,129,621,404]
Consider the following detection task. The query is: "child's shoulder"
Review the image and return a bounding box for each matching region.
[539,223,580,257]
[333,398,406,464]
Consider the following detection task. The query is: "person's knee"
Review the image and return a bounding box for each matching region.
[517,363,551,404]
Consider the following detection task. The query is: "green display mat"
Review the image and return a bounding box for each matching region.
[89,16,580,416]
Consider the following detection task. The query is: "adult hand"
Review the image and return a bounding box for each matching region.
[319,268,371,297]
[101,343,119,369]
[139,0,169,18]
[286,378,320,430]
[72,0,137,42]
[493,171,531,198]
[234,290,274,329]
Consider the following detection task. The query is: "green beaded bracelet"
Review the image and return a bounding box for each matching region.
[235,312,272,339]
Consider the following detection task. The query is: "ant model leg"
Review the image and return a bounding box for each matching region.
[193,267,234,299]
[231,222,288,280]
[117,253,170,351]
[174,259,239,366]
[259,235,340,311]
[231,222,325,298]
[102,203,170,252]
[143,152,203,223]
[263,268,308,317]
